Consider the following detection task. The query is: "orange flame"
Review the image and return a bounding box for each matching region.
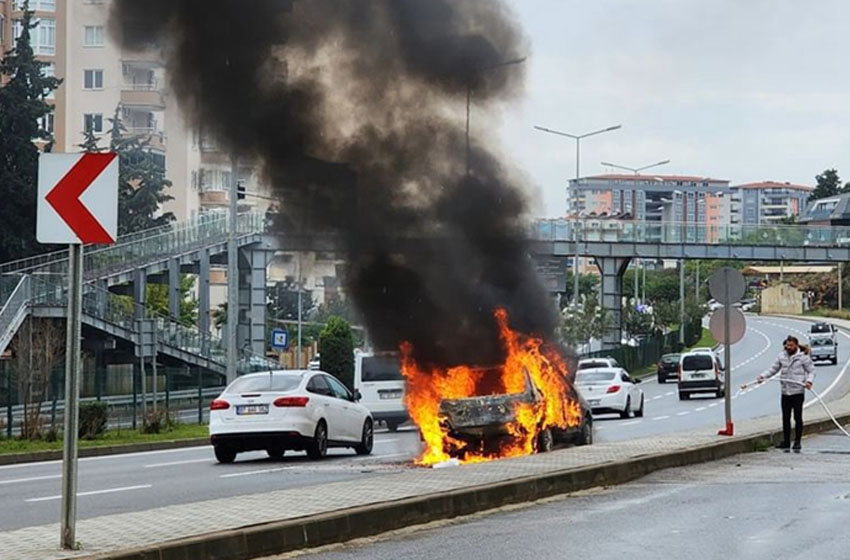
[401,308,583,466]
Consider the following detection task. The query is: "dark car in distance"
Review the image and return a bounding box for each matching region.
[656,353,681,383]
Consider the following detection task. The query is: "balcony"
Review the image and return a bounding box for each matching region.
[121,81,165,110]
[126,127,166,151]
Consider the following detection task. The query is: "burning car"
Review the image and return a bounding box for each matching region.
[437,370,592,460]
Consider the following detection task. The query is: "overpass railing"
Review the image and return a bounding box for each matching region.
[532,220,850,248]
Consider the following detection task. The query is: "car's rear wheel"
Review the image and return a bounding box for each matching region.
[657,374,666,384]
[355,419,374,456]
[307,420,328,460]
[214,445,237,464]
[386,421,400,432]
[832,355,838,365]
[536,427,554,453]
[266,447,285,460]
[679,392,690,400]
[575,416,593,446]
[635,396,644,417]
[620,397,631,419]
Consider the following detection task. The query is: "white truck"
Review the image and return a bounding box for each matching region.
[809,322,838,365]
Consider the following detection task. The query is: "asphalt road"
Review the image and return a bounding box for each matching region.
[0,429,421,531]
[594,316,850,443]
[2,316,845,532]
[292,429,850,560]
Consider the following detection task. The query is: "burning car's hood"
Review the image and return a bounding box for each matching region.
[439,392,532,429]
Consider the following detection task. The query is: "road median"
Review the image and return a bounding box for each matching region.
[0,437,208,466]
[75,408,850,560]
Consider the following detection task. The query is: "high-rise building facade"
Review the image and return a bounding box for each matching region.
[1,0,269,221]
[731,181,812,225]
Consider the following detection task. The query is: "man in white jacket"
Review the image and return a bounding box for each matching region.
[758,336,814,451]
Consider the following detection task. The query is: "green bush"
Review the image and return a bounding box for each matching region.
[319,316,355,390]
[142,409,177,434]
[79,402,109,440]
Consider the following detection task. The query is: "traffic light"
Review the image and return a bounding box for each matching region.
[236,181,246,201]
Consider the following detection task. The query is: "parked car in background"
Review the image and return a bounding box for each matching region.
[307,354,321,370]
[656,353,681,383]
[354,350,408,431]
[209,370,374,463]
[678,350,725,400]
[810,335,837,364]
[577,357,620,371]
[575,367,644,419]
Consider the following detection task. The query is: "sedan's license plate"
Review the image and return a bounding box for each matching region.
[236,404,269,415]
[691,373,706,379]
[380,391,402,400]
[588,399,601,406]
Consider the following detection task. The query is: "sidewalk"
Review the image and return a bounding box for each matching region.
[4,387,850,560]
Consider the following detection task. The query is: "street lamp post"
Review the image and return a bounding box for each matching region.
[599,159,670,307]
[535,124,622,305]
[466,57,526,175]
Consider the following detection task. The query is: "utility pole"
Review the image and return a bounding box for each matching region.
[679,260,686,347]
[839,263,844,311]
[226,155,238,383]
[695,261,700,301]
[296,252,303,369]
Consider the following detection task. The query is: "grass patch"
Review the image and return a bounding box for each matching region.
[752,438,773,452]
[806,308,850,321]
[0,423,208,456]
[687,328,718,351]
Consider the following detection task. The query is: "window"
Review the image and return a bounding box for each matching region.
[306,375,332,396]
[325,376,353,401]
[12,19,23,40]
[84,113,103,133]
[84,25,104,47]
[360,355,403,382]
[39,112,54,134]
[41,62,55,98]
[33,17,55,55]
[225,373,302,394]
[14,0,55,10]
[0,16,4,44]
[84,69,104,89]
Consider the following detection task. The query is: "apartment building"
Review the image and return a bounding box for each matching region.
[0,0,271,221]
[731,181,812,224]
[567,174,736,226]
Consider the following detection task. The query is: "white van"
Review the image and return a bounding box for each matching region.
[678,350,725,400]
[354,350,408,431]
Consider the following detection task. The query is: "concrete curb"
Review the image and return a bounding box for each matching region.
[78,412,850,560]
[0,438,209,466]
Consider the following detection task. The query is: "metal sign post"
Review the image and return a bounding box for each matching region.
[61,244,83,549]
[708,267,747,437]
[37,152,118,550]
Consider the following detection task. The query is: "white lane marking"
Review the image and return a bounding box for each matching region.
[374,438,400,445]
[695,407,707,412]
[620,420,642,426]
[664,392,674,396]
[26,484,151,503]
[652,395,663,400]
[144,458,211,469]
[676,411,690,416]
[0,474,62,485]
[219,467,291,479]
[709,403,719,407]
[652,416,670,421]
[0,444,212,471]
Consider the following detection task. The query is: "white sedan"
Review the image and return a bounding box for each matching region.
[574,367,645,419]
[209,370,374,463]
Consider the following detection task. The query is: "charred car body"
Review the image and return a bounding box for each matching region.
[437,369,592,458]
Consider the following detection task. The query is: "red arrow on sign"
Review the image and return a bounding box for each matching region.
[45,153,117,244]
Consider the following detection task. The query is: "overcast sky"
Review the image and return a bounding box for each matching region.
[497,0,850,217]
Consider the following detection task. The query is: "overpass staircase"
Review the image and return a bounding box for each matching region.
[0,212,275,375]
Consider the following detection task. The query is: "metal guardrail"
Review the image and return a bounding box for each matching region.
[0,276,30,355]
[531,219,850,248]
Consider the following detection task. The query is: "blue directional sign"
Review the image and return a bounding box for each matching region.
[271,328,290,351]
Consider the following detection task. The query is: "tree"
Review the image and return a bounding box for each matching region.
[145,275,199,324]
[9,318,65,439]
[319,316,355,390]
[0,4,61,262]
[561,272,599,306]
[107,107,175,235]
[560,297,612,349]
[809,169,849,203]
[623,306,653,337]
[78,128,104,153]
[311,294,356,324]
[268,280,314,323]
[212,303,227,331]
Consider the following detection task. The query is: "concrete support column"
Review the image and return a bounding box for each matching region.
[595,256,631,350]
[168,258,180,322]
[199,249,211,355]
[239,248,271,357]
[133,269,147,320]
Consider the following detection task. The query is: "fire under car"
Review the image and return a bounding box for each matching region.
[437,369,593,458]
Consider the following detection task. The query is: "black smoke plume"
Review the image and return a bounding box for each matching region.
[110,0,558,369]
